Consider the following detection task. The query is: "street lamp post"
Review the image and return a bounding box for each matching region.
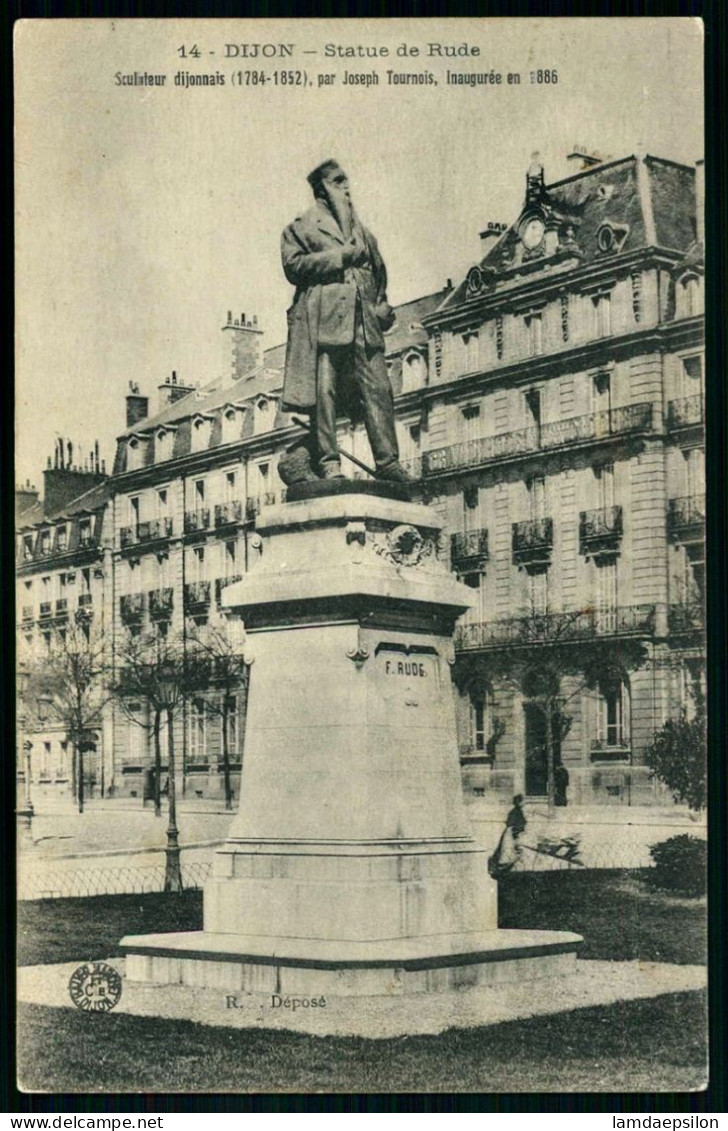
[158,659,183,893]
[17,667,34,843]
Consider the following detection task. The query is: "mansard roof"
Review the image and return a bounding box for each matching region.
[438,154,699,314]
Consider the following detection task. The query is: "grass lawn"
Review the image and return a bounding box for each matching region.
[16,870,708,1094]
[17,869,707,969]
[17,992,707,1093]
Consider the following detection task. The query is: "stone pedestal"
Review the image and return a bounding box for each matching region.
[122,493,581,996]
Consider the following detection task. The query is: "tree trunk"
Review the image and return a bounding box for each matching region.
[77,743,84,814]
[544,699,555,813]
[153,710,162,818]
[71,742,78,804]
[221,697,233,811]
[164,706,183,893]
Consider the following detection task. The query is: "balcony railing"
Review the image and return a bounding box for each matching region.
[214,501,243,528]
[78,592,93,608]
[455,604,657,651]
[75,593,93,624]
[667,494,705,542]
[667,394,704,431]
[512,517,553,569]
[22,606,33,622]
[245,492,284,521]
[55,598,69,619]
[215,575,243,605]
[184,581,211,612]
[184,508,210,534]
[579,505,623,559]
[39,602,53,620]
[120,593,145,624]
[451,529,489,571]
[149,588,174,620]
[423,403,653,478]
[120,518,173,548]
[668,602,705,634]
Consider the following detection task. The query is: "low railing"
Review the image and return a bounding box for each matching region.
[39,602,53,620]
[423,403,653,477]
[667,494,705,538]
[120,518,173,547]
[668,602,705,634]
[22,606,33,622]
[18,859,213,901]
[512,517,553,567]
[184,508,210,534]
[214,501,243,527]
[55,598,69,618]
[184,581,211,612]
[149,587,174,620]
[667,394,704,430]
[451,528,489,567]
[214,575,243,605]
[579,505,623,558]
[455,604,657,651]
[78,592,93,608]
[119,593,145,623]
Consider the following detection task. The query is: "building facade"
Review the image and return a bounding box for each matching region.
[17,150,704,808]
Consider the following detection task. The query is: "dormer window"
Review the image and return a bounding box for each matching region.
[155,427,176,463]
[127,434,149,471]
[254,396,277,436]
[79,519,92,547]
[221,404,245,445]
[57,525,68,553]
[39,529,51,556]
[190,414,213,453]
[23,535,34,560]
[401,350,428,393]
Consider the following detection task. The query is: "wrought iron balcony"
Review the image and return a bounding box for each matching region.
[215,575,243,605]
[422,403,653,478]
[184,581,211,613]
[589,740,631,762]
[667,602,705,634]
[667,495,705,543]
[245,493,284,521]
[39,602,53,620]
[184,508,210,534]
[149,587,174,620]
[21,606,33,622]
[120,518,173,547]
[75,593,93,624]
[120,593,145,624]
[214,501,244,528]
[512,517,553,570]
[667,394,704,431]
[451,529,489,572]
[78,592,93,608]
[55,598,69,619]
[579,505,623,560]
[455,604,657,651]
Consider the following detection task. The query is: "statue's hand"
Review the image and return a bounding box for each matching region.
[376,302,396,332]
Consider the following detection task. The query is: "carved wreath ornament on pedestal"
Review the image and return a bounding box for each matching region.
[372,524,438,568]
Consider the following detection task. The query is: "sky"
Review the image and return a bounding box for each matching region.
[15,17,703,489]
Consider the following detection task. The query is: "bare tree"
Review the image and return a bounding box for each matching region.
[185,612,248,811]
[455,606,649,811]
[110,629,194,891]
[20,620,110,814]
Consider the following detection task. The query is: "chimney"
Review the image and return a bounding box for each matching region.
[221,310,264,385]
[695,159,704,245]
[566,146,603,173]
[126,382,149,428]
[15,480,39,520]
[479,222,507,259]
[157,369,196,410]
[42,439,107,516]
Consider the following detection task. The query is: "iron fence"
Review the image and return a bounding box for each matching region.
[18,859,212,901]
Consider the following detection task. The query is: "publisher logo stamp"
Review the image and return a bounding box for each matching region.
[68,962,122,1013]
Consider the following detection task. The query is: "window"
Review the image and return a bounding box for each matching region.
[188,700,207,765]
[591,292,611,338]
[128,560,142,595]
[469,686,494,753]
[462,331,479,372]
[528,569,548,614]
[79,520,92,547]
[191,546,206,583]
[597,678,630,748]
[524,388,541,427]
[125,703,146,767]
[594,461,615,509]
[128,496,140,526]
[224,695,241,760]
[58,741,68,779]
[157,488,168,515]
[680,275,701,318]
[460,403,481,444]
[39,529,51,556]
[225,471,237,501]
[524,312,543,356]
[41,742,52,778]
[684,448,704,498]
[23,535,33,560]
[401,351,428,392]
[57,526,67,552]
[194,480,205,503]
[527,476,546,520]
[225,540,237,567]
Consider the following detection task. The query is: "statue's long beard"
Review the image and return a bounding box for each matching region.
[322,184,355,239]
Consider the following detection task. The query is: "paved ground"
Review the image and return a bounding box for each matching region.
[17,956,707,1040]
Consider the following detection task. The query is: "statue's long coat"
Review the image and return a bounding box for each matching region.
[281,200,391,412]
